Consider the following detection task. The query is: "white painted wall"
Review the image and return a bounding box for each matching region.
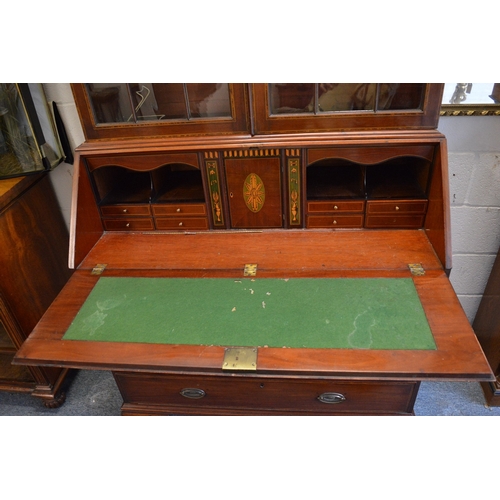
[43,83,84,229]
[43,84,500,323]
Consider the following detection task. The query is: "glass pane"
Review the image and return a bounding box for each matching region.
[317,84,377,112]
[381,83,425,110]
[269,84,315,114]
[86,84,234,123]
[86,83,133,124]
[0,83,43,177]
[186,83,231,118]
[443,83,497,105]
[147,84,187,120]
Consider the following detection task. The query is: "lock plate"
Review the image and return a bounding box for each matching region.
[222,347,258,371]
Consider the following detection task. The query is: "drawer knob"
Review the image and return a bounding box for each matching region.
[180,388,206,399]
[125,223,130,228]
[318,392,346,404]
[176,208,181,212]
[395,206,400,211]
[179,222,183,226]
[334,205,338,210]
[333,220,337,225]
[123,209,128,213]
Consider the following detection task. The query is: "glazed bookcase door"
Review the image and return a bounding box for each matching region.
[251,83,444,134]
[72,83,251,140]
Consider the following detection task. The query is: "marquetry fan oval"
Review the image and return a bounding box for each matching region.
[243,173,265,213]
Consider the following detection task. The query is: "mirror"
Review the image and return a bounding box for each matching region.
[441,83,500,116]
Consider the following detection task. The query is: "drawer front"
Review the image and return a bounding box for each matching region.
[306,215,364,228]
[103,218,155,231]
[155,217,209,230]
[307,145,435,165]
[366,200,428,214]
[114,372,418,415]
[87,152,199,171]
[307,200,365,213]
[100,204,151,217]
[152,204,207,217]
[365,214,425,228]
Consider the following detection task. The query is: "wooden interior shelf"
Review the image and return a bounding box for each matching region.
[306,161,365,200]
[152,166,205,203]
[366,158,431,199]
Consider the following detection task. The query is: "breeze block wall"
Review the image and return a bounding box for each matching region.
[438,116,500,322]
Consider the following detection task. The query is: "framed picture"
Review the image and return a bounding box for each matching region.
[0,83,64,179]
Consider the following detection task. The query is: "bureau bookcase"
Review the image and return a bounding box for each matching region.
[15,83,493,415]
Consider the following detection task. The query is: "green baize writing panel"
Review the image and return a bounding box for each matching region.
[62,277,436,350]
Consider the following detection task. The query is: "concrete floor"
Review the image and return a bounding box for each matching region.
[1,369,499,416]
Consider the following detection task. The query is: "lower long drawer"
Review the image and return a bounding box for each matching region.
[113,371,420,415]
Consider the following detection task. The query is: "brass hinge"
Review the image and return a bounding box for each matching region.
[222,347,258,371]
[244,264,257,276]
[408,263,425,276]
[91,264,107,275]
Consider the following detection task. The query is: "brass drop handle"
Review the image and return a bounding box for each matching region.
[180,388,206,399]
[317,392,346,404]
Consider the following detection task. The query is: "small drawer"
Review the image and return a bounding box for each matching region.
[155,217,209,231]
[100,204,151,217]
[365,214,425,228]
[307,215,364,228]
[366,200,428,214]
[103,218,155,231]
[152,204,207,217]
[307,200,365,213]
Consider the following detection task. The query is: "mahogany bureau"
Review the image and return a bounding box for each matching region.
[14,83,493,415]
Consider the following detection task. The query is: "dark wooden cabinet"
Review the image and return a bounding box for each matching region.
[13,83,494,415]
[473,246,500,405]
[0,173,72,406]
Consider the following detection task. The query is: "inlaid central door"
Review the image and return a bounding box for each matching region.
[224,154,283,229]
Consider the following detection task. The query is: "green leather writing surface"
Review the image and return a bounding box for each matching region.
[62,277,436,350]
